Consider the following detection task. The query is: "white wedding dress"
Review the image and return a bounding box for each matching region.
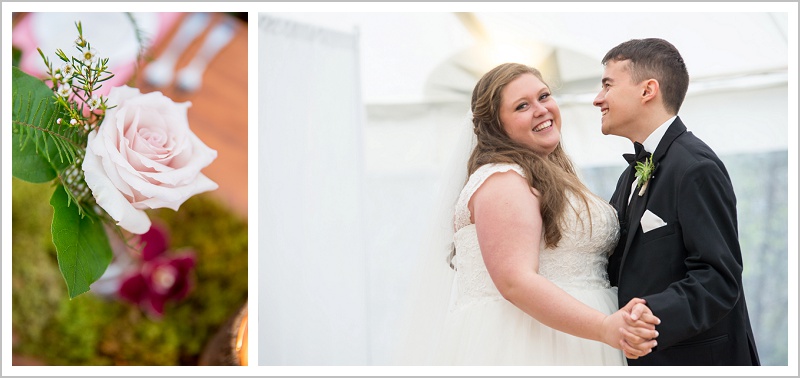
[434,163,626,365]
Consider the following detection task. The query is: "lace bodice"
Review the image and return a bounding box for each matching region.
[450,163,620,310]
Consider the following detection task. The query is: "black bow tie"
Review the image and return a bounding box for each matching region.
[623,141,651,165]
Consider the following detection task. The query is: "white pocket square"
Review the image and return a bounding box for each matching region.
[641,209,667,233]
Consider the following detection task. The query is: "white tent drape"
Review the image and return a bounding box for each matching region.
[258,14,367,365]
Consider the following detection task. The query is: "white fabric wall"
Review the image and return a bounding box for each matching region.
[559,80,789,169]
[258,15,368,365]
[362,101,469,364]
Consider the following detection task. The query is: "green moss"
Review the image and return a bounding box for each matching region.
[11,178,248,365]
[11,179,62,347]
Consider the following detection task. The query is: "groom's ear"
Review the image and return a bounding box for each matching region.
[640,79,660,104]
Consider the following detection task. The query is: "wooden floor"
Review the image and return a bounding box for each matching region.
[136,12,249,221]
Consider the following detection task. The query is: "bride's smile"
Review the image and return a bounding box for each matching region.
[499,73,562,156]
[533,119,553,132]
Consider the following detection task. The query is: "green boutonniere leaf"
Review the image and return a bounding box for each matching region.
[634,155,656,196]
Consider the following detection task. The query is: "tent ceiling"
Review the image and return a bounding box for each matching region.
[266,10,790,104]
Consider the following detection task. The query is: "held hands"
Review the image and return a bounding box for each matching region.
[601,298,660,359]
[620,298,661,359]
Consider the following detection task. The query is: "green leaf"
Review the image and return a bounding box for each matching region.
[13,46,21,68]
[11,67,81,179]
[11,68,62,181]
[50,184,113,299]
[12,132,57,182]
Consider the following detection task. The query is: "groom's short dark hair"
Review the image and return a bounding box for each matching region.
[602,38,690,115]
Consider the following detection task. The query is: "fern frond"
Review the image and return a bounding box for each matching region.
[12,91,87,169]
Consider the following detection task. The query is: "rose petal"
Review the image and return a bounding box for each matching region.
[83,143,151,234]
[137,174,219,210]
[139,137,217,185]
[86,110,135,200]
[133,127,170,158]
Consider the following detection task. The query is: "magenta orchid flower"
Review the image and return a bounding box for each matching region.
[118,224,196,318]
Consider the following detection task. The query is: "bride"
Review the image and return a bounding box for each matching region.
[395,63,659,365]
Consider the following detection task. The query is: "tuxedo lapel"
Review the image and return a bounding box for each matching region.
[620,165,636,217]
[617,117,687,275]
[619,174,650,272]
[651,117,687,165]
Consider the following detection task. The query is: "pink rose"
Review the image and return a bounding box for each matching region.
[82,86,218,234]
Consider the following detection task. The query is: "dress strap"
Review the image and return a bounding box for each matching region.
[453,163,526,231]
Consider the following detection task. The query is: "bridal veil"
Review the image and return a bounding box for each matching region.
[391,110,476,365]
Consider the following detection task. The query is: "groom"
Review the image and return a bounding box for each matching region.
[594,38,760,365]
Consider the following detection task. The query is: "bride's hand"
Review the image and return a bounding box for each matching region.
[600,299,659,358]
[618,298,661,359]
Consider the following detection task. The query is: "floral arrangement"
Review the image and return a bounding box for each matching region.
[11,21,218,299]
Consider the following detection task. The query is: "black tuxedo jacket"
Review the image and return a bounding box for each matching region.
[607,117,760,365]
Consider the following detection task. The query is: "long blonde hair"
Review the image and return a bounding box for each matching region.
[468,63,592,248]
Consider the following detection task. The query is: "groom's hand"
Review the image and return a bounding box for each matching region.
[628,302,661,327]
[621,298,661,328]
[619,298,660,359]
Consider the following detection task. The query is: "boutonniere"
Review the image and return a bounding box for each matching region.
[634,155,656,196]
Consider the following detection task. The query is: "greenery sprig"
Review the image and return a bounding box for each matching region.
[39,21,115,135]
[12,22,124,298]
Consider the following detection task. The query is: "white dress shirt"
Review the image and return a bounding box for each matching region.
[628,115,678,204]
